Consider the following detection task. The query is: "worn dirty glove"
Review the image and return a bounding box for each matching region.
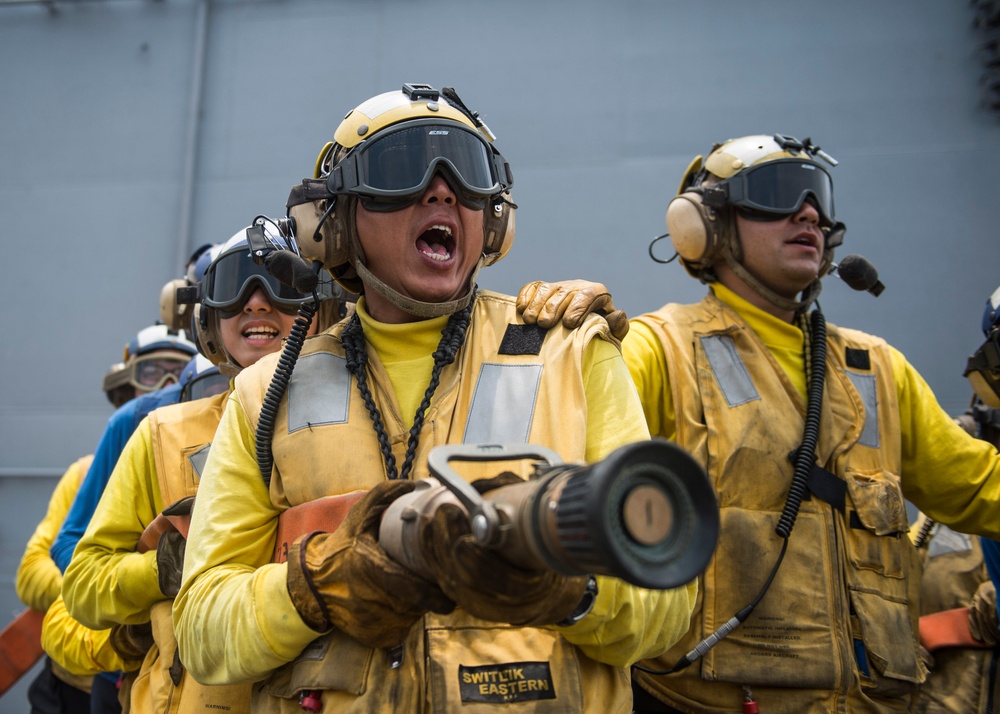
[517,280,629,341]
[109,622,155,662]
[969,581,1000,646]
[156,531,187,598]
[155,495,195,598]
[286,480,455,649]
[419,472,589,627]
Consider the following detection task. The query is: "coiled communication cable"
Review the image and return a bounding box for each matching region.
[256,300,317,486]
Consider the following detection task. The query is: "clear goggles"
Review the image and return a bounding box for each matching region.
[328,119,512,211]
[181,370,231,402]
[717,159,835,226]
[965,330,1000,409]
[202,249,315,317]
[130,351,189,391]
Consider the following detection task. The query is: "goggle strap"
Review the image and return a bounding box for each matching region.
[286,178,336,210]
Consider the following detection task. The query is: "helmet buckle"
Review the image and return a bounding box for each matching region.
[402,83,439,101]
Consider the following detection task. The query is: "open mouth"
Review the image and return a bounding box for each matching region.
[243,325,279,341]
[416,224,455,262]
[788,234,818,250]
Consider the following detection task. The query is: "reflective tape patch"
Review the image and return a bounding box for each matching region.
[287,353,351,433]
[846,371,879,448]
[928,524,973,558]
[464,363,542,444]
[699,334,759,407]
[188,444,211,479]
[459,662,556,703]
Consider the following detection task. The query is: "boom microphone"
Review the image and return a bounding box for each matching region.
[265,250,319,294]
[836,254,885,296]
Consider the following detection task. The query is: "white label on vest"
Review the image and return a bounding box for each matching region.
[287,353,351,432]
[464,363,542,444]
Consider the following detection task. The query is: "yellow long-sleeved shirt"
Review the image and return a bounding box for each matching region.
[15,455,92,612]
[174,302,698,686]
[623,283,1000,539]
[41,595,137,676]
[17,455,133,687]
[62,419,166,630]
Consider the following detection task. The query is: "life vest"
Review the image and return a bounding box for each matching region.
[632,294,925,713]
[238,291,632,713]
[129,392,252,714]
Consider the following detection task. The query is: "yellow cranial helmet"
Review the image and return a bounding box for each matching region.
[665,133,845,313]
[287,84,515,318]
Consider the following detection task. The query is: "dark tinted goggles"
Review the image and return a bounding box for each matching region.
[182,370,231,402]
[202,250,313,316]
[720,159,835,225]
[329,119,512,211]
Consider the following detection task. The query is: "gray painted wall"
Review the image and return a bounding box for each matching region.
[1,0,998,707]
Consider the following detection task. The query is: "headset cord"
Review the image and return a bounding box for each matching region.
[256,299,317,486]
[776,307,827,538]
[635,306,827,677]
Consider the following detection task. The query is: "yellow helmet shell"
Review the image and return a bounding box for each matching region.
[333,89,482,152]
[703,135,810,181]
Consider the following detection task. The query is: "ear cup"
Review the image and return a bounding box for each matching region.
[193,304,223,366]
[481,197,514,266]
[666,192,719,266]
[159,279,188,331]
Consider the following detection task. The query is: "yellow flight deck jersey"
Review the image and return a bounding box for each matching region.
[625,284,1000,713]
[16,455,92,612]
[16,454,111,692]
[175,291,698,713]
[61,391,251,714]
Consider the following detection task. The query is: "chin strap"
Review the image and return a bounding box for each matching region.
[723,252,822,316]
[353,257,483,319]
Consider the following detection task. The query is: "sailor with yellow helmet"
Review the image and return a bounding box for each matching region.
[174,83,698,712]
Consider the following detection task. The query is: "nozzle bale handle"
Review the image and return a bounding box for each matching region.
[426,443,564,546]
[377,444,565,577]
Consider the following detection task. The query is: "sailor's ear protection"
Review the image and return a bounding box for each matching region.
[665,154,727,269]
[159,279,187,331]
[666,191,725,268]
[287,179,351,272]
[193,303,223,366]
[160,271,204,333]
[481,194,515,266]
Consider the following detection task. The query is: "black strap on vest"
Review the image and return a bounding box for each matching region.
[789,449,866,531]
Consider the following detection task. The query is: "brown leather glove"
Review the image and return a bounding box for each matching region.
[108,622,155,662]
[517,280,629,341]
[969,581,1000,646]
[418,473,589,627]
[155,495,197,597]
[156,531,187,598]
[286,480,455,649]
